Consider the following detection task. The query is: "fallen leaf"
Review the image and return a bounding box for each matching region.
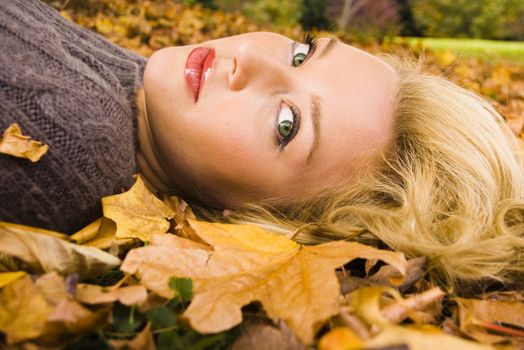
[0,275,51,344]
[0,271,26,288]
[318,327,363,350]
[150,231,211,251]
[350,286,403,329]
[102,175,175,242]
[0,123,48,162]
[0,221,120,279]
[381,287,444,324]
[455,297,524,344]
[161,193,207,244]
[122,219,407,343]
[365,325,493,350]
[76,284,147,306]
[350,286,444,329]
[71,217,104,244]
[0,272,108,345]
[232,322,309,350]
[338,256,427,294]
[109,322,155,350]
[72,216,137,252]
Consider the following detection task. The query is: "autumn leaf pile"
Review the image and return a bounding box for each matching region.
[2,171,523,349]
[1,1,524,349]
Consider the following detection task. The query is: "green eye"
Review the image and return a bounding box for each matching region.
[278,119,293,138]
[277,105,295,143]
[292,52,307,67]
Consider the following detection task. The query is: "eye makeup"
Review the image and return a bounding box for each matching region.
[275,32,318,149]
[276,100,301,149]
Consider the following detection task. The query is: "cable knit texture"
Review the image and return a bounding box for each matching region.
[0,0,147,234]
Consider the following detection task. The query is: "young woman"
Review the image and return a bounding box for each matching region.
[1,0,523,288]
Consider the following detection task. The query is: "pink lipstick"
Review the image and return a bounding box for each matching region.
[185,47,215,102]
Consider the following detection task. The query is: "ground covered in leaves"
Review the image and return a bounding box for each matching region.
[2,173,524,350]
[1,1,524,349]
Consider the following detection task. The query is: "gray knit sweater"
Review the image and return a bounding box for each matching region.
[0,0,147,234]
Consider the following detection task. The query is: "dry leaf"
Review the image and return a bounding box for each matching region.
[350,286,444,329]
[102,175,175,242]
[71,218,103,244]
[0,123,48,162]
[338,256,427,294]
[381,287,444,324]
[0,274,53,344]
[0,272,109,345]
[365,325,493,350]
[232,322,310,350]
[318,327,364,350]
[72,217,137,251]
[76,284,147,306]
[122,219,407,343]
[455,297,524,343]
[161,193,205,243]
[0,221,120,279]
[0,271,26,288]
[149,232,211,251]
[109,322,156,350]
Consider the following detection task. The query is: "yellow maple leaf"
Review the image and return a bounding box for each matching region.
[0,271,26,288]
[0,272,108,345]
[121,219,407,343]
[71,217,137,251]
[102,175,175,242]
[0,123,48,162]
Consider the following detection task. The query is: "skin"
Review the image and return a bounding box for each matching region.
[137,32,398,208]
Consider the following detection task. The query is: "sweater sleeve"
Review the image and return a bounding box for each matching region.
[0,0,147,234]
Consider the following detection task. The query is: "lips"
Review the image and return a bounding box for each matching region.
[185,47,215,102]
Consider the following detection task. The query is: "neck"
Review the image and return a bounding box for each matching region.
[135,88,176,194]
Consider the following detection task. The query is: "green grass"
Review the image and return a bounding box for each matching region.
[395,37,524,64]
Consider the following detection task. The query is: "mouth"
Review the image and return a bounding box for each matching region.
[185,47,215,102]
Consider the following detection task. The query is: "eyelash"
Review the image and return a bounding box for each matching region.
[302,32,318,62]
[276,32,318,148]
[277,102,301,149]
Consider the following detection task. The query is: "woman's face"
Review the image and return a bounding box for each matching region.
[143,32,398,207]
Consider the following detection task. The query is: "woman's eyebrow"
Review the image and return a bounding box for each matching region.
[317,36,339,59]
[306,95,322,165]
[305,38,338,165]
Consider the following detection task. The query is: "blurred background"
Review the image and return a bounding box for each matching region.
[45,0,524,140]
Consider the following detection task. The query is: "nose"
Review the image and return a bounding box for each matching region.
[228,40,290,91]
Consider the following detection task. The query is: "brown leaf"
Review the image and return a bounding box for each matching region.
[109,322,156,350]
[455,297,524,344]
[365,325,492,350]
[232,322,310,350]
[0,123,48,162]
[350,286,444,329]
[0,272,109,345]
[102,175,175,242]
[0,221,120,279]
[381,287,444,324]
[122,219,407,343]
[161,193,208,244]
[0,275,52,344]
[338,257,427,294]
[72,217,137,252]
[75,284,147,306]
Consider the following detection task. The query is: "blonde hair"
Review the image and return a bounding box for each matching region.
[218,55,524,290]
